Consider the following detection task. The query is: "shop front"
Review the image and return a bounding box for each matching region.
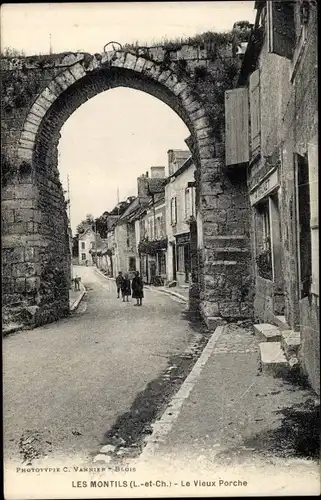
[175,232,191,286]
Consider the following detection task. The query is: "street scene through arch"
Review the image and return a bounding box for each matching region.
[2,2,319,497]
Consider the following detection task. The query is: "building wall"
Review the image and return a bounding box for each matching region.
[165,162,196,283]
[247,2,319,393]
[114,223,137,275]
[78,229,96,265]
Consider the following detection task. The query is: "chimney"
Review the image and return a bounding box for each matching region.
[137,175,149,197]
[150,166,165,179]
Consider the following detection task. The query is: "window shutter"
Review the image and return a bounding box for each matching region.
[308,140,319,295]
[249,69,261,157]
[225,87,249,166]
[267,1,295,59]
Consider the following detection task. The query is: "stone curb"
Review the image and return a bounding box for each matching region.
[93,268,115,281]
[147,286,188,303]
[2,324,25,337]
[70,283,86,312]
[138,324,225,459]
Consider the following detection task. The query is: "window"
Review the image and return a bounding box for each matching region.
[296,153,312,298]
[185,188,191,219]
[81,253,86,260]
[81,242,85,249]
[255,201,272,280]
[158,251,166,275]
[267,1,295,59]
[90,241,95,248]
[177,245,185,272]
[129,257,136,271]
[156,215,163,239]
[170,197,177,225]
[308,139,319,296]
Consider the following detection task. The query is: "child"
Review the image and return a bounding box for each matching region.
[121,273,131,302]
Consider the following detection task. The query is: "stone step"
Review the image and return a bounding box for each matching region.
[259,342,288,376]
[273,315,290,330]
[281,330,301,359]
[254,323,282,342]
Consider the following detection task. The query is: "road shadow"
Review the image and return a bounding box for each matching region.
[99,309,211,459]
[242,397,320,459]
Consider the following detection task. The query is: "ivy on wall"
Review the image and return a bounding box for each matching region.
[138,237,168,256]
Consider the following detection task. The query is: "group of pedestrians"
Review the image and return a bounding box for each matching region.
[115,271,144,306]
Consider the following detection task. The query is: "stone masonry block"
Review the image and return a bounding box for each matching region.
[194,116,211,131]
[25,247,40,262]
[7,222,27,235]
[123,53,138,70]
[19,138,34,150]
[41,86,59,104]
[185,100,203,114]
[25,112,42,127]
[30,102,47,118]
[12,262,39,278]
[200,300,220,317]
[134,57,146,72]
[27,222,39,233]
[146,64,162,80]
[110,52,126,68]
[158,70,172,84]
[15,278,26,294]
[68,63,87,81]
[190,108,207,121]
[3,247,25,264]
[163,73,179,91]
[197,127,213,140]
[15,184,36,199]
[26,277,41,293]
[199,146,217,160]
[3,210,15,224]
[23,120,39,134]
[172,81,189,97]
[219,302,241,317]
[20,130,36,143]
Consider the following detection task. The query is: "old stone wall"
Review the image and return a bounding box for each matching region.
[1,29,254,329]
[247,4,318,392]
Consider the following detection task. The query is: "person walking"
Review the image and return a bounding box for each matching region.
[121,273,131,302]
[116,271,123,299]
[132,271,144,306]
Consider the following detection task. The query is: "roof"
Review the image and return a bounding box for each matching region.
[167,149,191,159]
[167,155,194,181]
[78,226,95,239]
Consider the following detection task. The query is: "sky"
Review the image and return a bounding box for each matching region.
[1,2,256,233]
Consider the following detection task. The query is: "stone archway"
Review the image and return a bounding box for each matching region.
[2,45,253,328]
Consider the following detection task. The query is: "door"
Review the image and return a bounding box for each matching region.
[172,245,177,281]
[184,244,191,283]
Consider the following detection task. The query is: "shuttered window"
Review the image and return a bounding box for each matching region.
[171,197,177,225]
[296,153,312,299]
[308,140,319,296]
[249,69,261,158]
[225,87,249,166]
[267,1,295,59]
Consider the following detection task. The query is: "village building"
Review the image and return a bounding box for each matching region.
[136,167,167,284]
[224,0,319,393]
[78,226,97,266]
[165,150,196,287]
